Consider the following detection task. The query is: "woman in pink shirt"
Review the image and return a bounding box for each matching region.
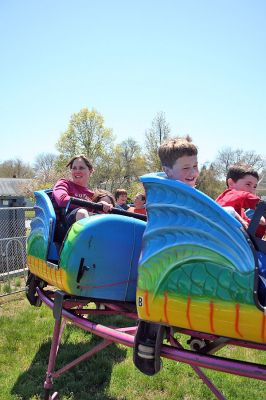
[53,155,112,239]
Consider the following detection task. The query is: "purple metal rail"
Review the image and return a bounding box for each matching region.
[176,327,266,352]
[37,288,266,400]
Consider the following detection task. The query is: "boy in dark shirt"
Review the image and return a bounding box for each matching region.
[114,188,129,210]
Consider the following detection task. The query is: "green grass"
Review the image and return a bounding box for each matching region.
[14,278,22,288]
[2,282,11,294]
[1,294,266,400]
[25,211,35,219]
[0,276,25,295]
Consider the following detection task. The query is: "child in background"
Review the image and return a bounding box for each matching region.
[114,188,129,210]
[128,193,147,215]
[216,163,266,237]
[92,189,115,206]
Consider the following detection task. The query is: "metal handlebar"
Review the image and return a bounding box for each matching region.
[66,197,147,221]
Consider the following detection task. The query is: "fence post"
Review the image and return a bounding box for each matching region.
[0,207,34,296]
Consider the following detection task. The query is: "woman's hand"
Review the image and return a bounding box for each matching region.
[99,201,113,213]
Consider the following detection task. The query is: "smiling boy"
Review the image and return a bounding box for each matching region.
[114,188,129,210]
[158,137,251,228]
[158,135,199,186]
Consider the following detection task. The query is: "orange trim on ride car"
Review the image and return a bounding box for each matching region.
[144,290,150,317]
[186,297,193,329]
[209,301,215,333]
[163,292,169,324]
[234,303,243,338]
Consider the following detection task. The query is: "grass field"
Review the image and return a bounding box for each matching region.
[0,276,26,296]
[1,293,266,400]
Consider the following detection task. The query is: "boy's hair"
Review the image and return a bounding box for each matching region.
[66,154,93,171]
[226,163,259,186]
[158,135,198,168]
[92,189,115,206]
[114,188,127,201]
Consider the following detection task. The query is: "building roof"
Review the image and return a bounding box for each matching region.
[0,178,32,197]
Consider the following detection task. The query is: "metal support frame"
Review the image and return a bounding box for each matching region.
[37,288,266,400]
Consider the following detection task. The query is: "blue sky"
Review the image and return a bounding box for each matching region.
[0,0,265,167]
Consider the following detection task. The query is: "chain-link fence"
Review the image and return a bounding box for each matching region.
[0,207,34,297]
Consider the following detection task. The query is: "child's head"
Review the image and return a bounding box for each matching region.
[133,192,146,208]
[114,188,128,205]
[158,135,199,187]
[92,189,115,206]
[226,163,259,194]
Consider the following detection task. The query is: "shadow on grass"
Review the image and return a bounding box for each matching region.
[11,318,130,400]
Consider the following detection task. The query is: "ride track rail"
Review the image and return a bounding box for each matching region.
[37,287,266,400]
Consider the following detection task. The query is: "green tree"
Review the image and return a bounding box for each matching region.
[119,138,146,186]
[56,107,115,167]
[197,164,225,199]
[145,112,170,172]
[94,138,146,193]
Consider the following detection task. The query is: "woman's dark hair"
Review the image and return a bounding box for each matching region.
[66,154,94,171]
[92,189,115,206]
